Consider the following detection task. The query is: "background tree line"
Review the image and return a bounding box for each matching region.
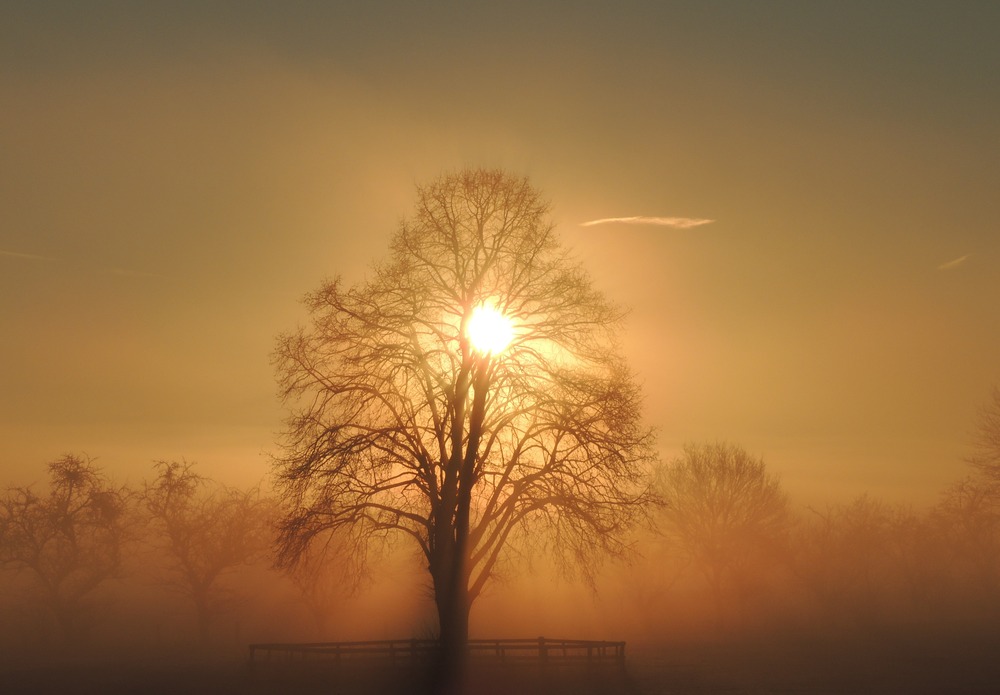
[625,387,1000,640]
[1,384,997,658]
[1,165,996,669]
[0,456,360,659]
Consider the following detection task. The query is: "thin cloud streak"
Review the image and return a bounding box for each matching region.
[938,254,970,271]
[0,248,60,263]
[1,248,167,279]
[581,215,715,229]
[110,268,169,280]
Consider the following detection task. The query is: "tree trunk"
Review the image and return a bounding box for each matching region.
[428,353,490,693]
[434,584,470,695]
[194,591,211,647]
[51,600,80,651]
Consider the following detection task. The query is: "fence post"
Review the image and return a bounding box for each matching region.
[538,636,547,667]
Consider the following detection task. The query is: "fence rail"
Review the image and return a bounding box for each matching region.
[249,637,625,669]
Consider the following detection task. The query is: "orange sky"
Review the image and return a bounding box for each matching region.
[2,2,998,504]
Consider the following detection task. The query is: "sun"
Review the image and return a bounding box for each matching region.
[466,304,514,356]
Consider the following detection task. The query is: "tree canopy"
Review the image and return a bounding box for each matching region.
[272,169,656,668]
[656,442,789,607]
[0,455,130,645]
[143,460,272,643]
[969,386,1000,481]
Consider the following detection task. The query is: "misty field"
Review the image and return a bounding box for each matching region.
[5,2,1000,694]
[5,438,1000,694]
[4,630,1000,694]
[629,632,1000,694]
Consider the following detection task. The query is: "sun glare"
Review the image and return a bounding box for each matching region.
[466,305,514,356]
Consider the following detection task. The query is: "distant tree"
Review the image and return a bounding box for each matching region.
[0,455,130,646]
[143,461,272,644]
[884,504,949,614]
[794,495,898,624]
[934,475,1000,598]
[968,386,1000,482]
[655,442,789,620]
[284,530,359,638]
[273,168,656,686]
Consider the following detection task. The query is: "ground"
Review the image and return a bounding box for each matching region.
[3,631,1000,694]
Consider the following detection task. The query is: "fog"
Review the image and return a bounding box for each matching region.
[4,3,1000,692]
[3,442,1000,693]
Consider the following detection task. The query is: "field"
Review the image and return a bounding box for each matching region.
[4,630,1000,694]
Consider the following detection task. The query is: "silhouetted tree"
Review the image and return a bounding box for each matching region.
[969,386,1000,482]
[282,529,363,639]
[273,168,656,688]
[286,544,354,639]
[655,442,789,623]
[884,504,949,614]
[143,461,272,645]
[935,475,1000,599]
[795,495,899,624]
[0,455,130,646]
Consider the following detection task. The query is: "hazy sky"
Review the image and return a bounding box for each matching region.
[2,2,998,503]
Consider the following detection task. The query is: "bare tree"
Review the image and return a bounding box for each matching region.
[969,385,1000,482]
[655,442,789,622]
[284,530,359,639]
[273,168,656,686]
[794,494,898,625]
[935,475,1000,599]
[884,504,950,615]
[0,454,130,647]
[143,460,272,645]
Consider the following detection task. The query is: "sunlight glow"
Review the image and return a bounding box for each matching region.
[466,305,514,356]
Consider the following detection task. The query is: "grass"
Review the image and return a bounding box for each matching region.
[4,630,1000,694]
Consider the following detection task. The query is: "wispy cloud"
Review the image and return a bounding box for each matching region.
[938,254,970,271]
[0,248,60,263]
[110,267,168,280]
[1,247,167,279]
[581,215,715,229]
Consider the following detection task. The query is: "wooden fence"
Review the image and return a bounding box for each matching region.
[249,637,625,670]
